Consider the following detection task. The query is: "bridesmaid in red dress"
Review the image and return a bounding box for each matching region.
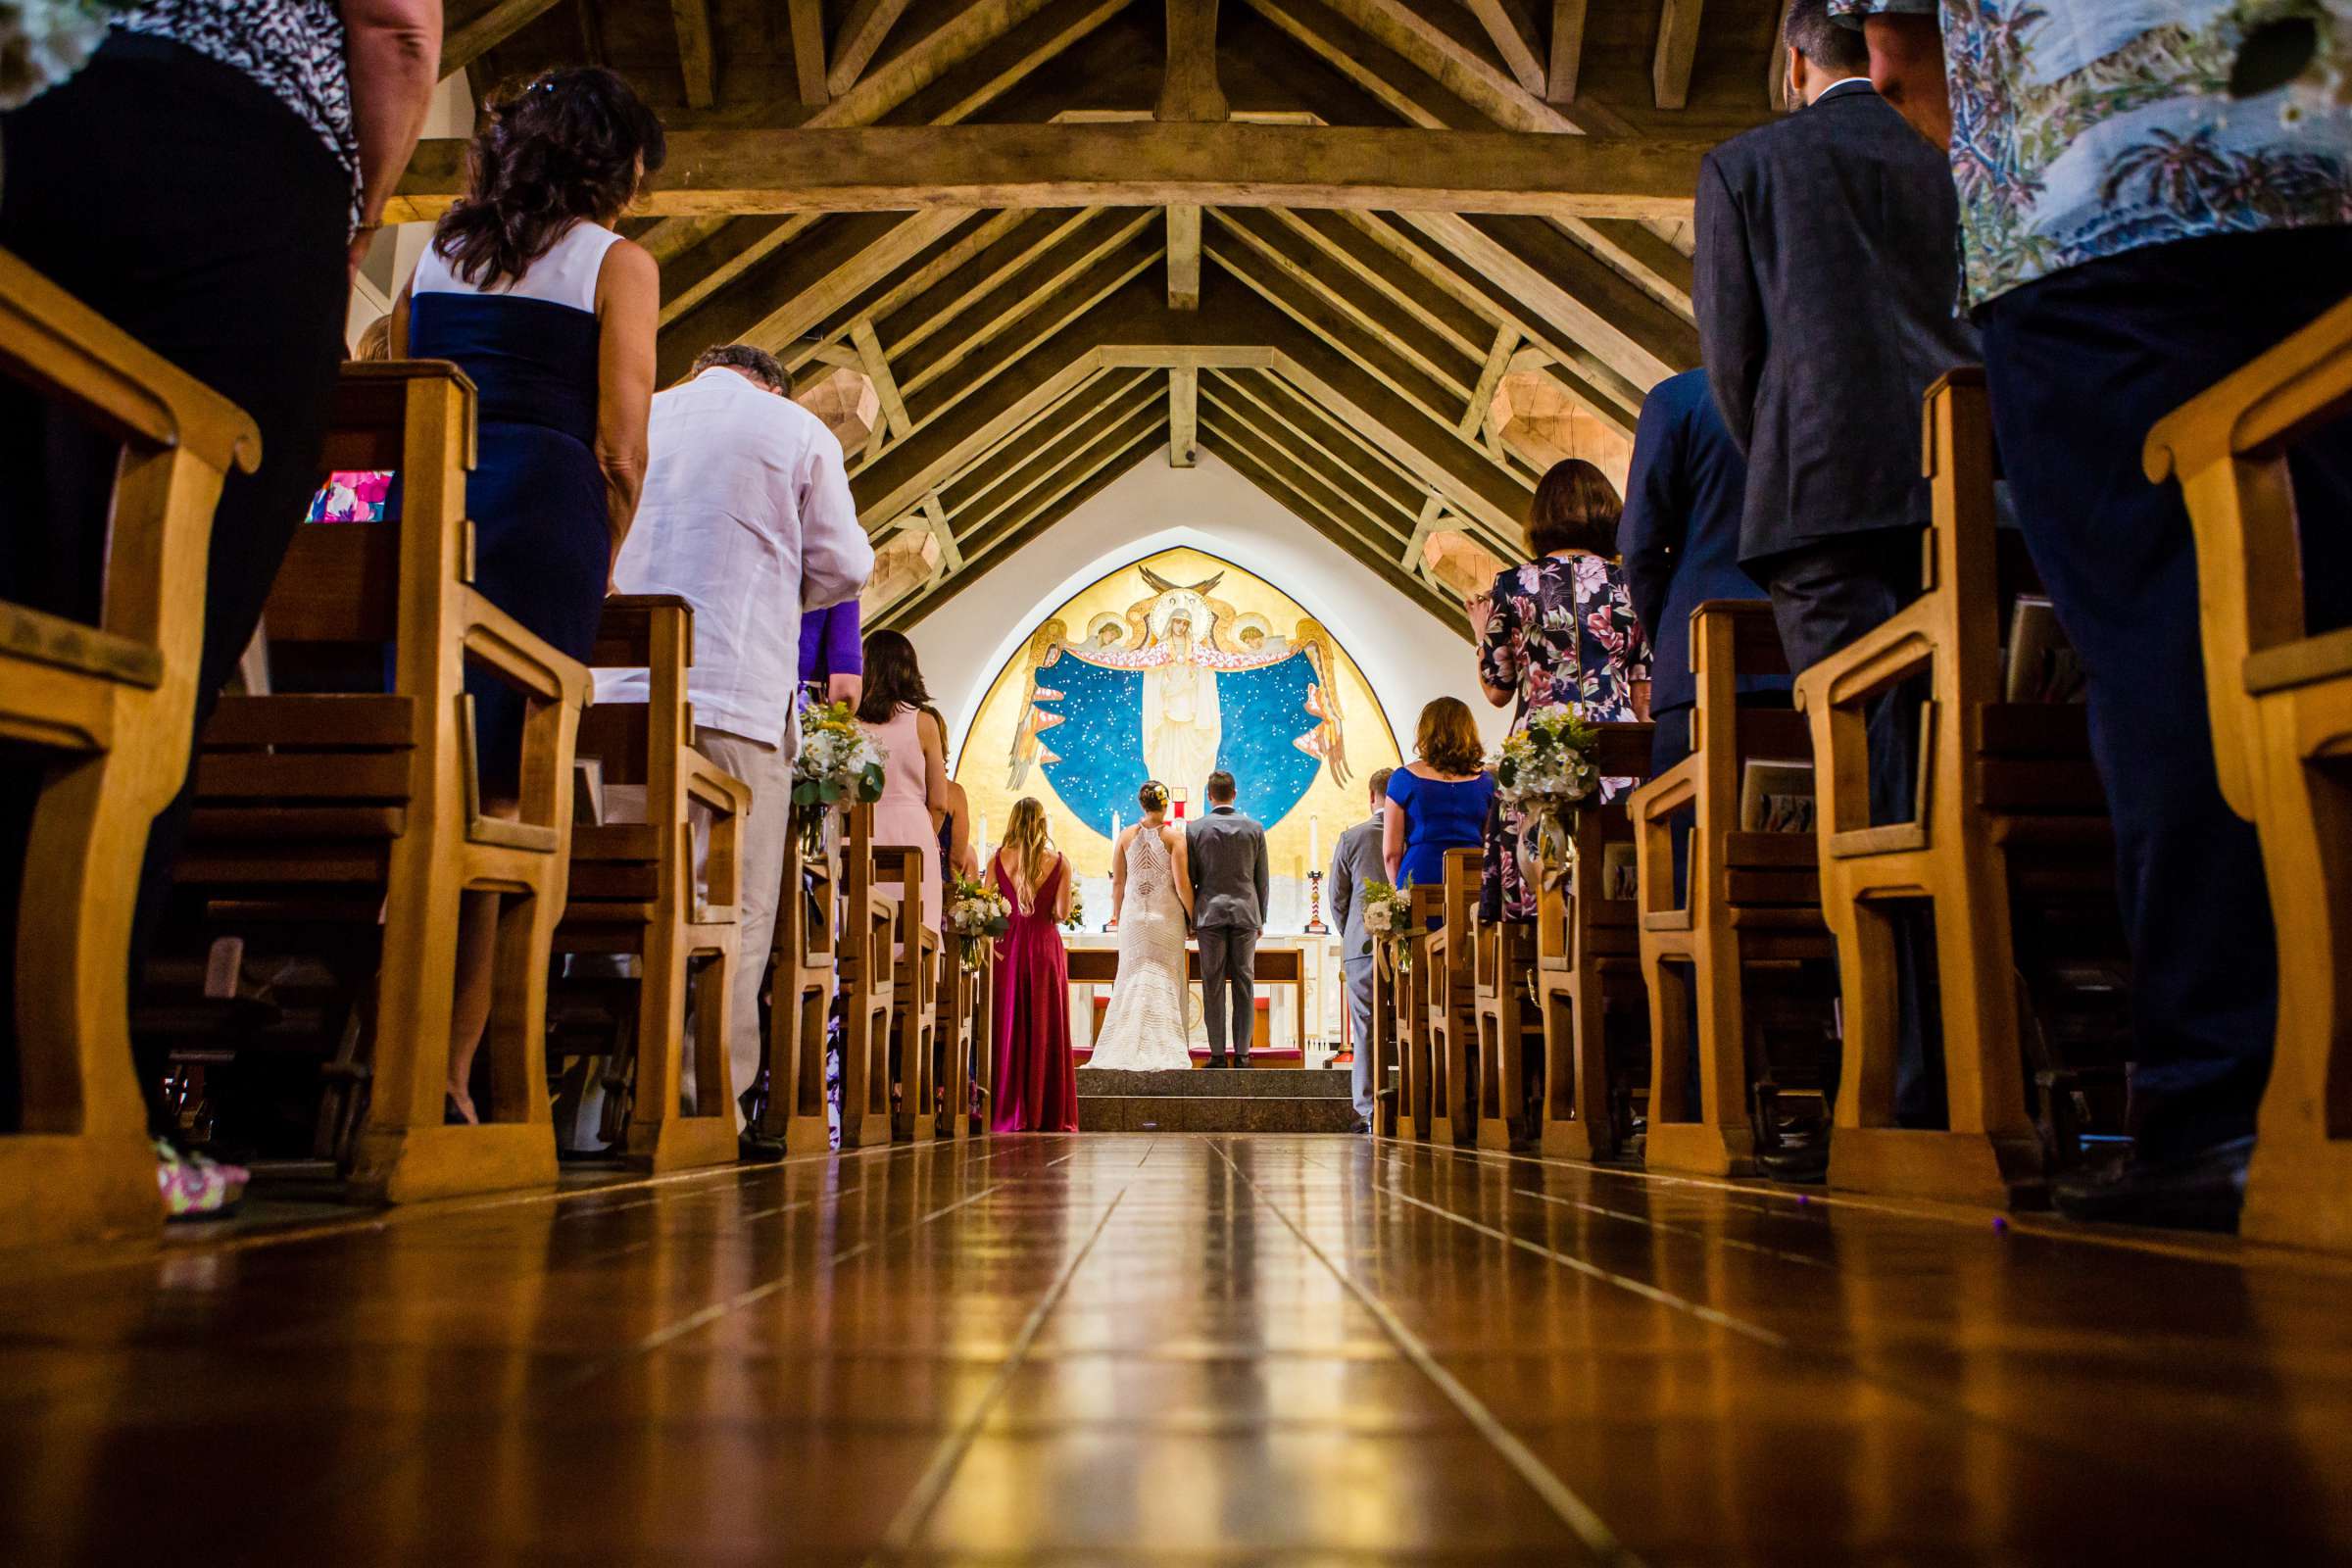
[989,797,1077,1132]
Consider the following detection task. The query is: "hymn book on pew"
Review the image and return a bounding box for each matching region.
[1740,760,1816,835]
[2005,596,2087,704]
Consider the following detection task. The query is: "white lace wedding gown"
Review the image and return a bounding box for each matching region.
[1086,826,1194,1071]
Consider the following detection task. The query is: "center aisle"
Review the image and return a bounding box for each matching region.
[3,1138,2349,1563]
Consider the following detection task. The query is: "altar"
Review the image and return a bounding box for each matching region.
[1063,932,1343,1066]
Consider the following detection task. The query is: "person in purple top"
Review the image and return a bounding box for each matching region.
[800,600,863,708]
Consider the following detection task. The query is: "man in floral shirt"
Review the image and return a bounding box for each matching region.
[1834,0,2352,1228]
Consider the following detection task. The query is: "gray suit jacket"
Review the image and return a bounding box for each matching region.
[1187,807,1269,932]
[1694,79,1982,565]
[1327,811,1385,965]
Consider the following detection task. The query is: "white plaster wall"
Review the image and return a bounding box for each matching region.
[908,449,1508,768]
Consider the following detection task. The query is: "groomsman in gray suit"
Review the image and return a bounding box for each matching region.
[1327,767,1392,1131]
[1187,771,1269,1068]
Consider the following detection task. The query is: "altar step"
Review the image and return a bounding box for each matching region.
[1076,1066,1359,1133]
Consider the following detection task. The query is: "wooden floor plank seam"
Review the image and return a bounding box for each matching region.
[1208,1137,1646,1568]
[873,1140,1156,1560]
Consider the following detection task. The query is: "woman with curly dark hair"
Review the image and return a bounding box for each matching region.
[389,66,665,1124]
[1384,697,1496,896]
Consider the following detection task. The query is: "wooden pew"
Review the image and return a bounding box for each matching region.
[1371,938,1402,1137]
[2144,293,2352,1251]
[758,805,838,1153]
[1474,914,1538,1152]
[873,849,938,1142]
[179,361,589,1203]
[560,595,750,1173]
[1387,882,1445,1141]
[837,802,900,1149]
[1794,369,2104,1206]
[1421,846,1482,1147]
[1532,722,1657,1160]
[1626,601,1833,1177]
[0,250,260,1246]
[938,941,992,1140]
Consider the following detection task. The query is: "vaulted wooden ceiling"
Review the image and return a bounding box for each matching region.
[399,0,1792,633]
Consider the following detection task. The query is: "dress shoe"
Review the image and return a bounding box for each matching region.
[2051,1135,2251,1233]
[1350,1116,1372,1135]
[738,1129,787,1163]
[1757,1139,1829,1183]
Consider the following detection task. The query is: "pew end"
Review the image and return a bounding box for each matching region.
[0,246,259,1247]
[2148,292,2352,1250]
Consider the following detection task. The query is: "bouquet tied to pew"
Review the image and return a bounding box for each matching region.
[1062,885,1085,931]
[946,876,1012,971]
[1360,879,1416,974]
[1492,703,1602,870]
[792,700,888,858]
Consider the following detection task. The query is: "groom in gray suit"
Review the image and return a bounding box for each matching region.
[1188,771,1269,1068]
[1327,767,1392,1130]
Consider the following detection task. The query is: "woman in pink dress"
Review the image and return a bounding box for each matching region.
[856,632,950,934]
[988,797,1077,1132]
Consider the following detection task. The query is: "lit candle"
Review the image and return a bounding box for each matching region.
[1110,810,1121,844]
[1309,813,1321,869]
[977,810,989,859]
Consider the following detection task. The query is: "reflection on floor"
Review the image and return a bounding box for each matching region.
[4,1136,2350,1565]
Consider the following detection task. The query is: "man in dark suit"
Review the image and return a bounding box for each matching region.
[1187,771,1270,1068]
[1694,0,1981,1145]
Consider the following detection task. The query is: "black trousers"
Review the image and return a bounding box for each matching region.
[1749,527,1943,1126]
[1979,225,2352,1163]
[0,36,352,1134]
[1197,925,1258,1063]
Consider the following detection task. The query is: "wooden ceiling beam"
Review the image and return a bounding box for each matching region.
[1461,322,1516,442]
[1211,365,1425,505]
[391,122,1708,223]
[1198,422,1463,632]
[670,0,718,109]
[441,0,563,78]
[851,318,913,441]
[829,0,916,97]
[658,214,819,327]
[658,209,970,384]
[879,425,1166,634]
[1167,204,1203,312]
[1200,404,1403,563]
[1167,366,1200,467]
[1263,208,1490,361]
[1200,373,1416,536]
[1337,211,1642,430]
[939,370,1156,519]
[1547,0,1587,104]
[1463,0,1546,98]
[1653,0,1704,111]
[954,394,1166,545]
[1208,208,1474,407]
[1157,0,1230,123]
[847,210,1040,358]
[1203,230,1478,450]
[1249,0,1700,316]
[788,0,828,106]
[896,211,1156,397]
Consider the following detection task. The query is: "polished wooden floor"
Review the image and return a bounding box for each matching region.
[5,1136,2352,1565]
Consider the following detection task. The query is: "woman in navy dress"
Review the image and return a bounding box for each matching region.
[1384,698,1497,917]
[391,67,665,1123]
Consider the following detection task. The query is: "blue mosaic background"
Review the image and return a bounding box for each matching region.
[1037,653,1325,840]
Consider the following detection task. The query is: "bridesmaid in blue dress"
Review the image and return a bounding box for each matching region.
[391,67,665,1124]
[1384,697,1498,920]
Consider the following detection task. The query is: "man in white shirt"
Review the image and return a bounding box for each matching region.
[598,344,873,1150]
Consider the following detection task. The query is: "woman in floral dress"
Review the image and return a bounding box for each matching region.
[1471,459,1651,922]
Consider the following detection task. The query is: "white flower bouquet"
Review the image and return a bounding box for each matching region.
[1493,703,1602,867]
[1061,885,1085,931]
[792,700,887,858]
[1,0,125,112]
[946,875,1011,971]
[1360,878,1417,973]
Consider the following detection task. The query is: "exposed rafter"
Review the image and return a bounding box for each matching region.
[389,122,1711,223]
[829,0,915,97]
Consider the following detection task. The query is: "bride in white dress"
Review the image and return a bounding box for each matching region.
[1086,780,1197,1071]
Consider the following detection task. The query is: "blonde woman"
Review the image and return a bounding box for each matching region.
[988,798,1076,1131]
[1085,780,1196,1071]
